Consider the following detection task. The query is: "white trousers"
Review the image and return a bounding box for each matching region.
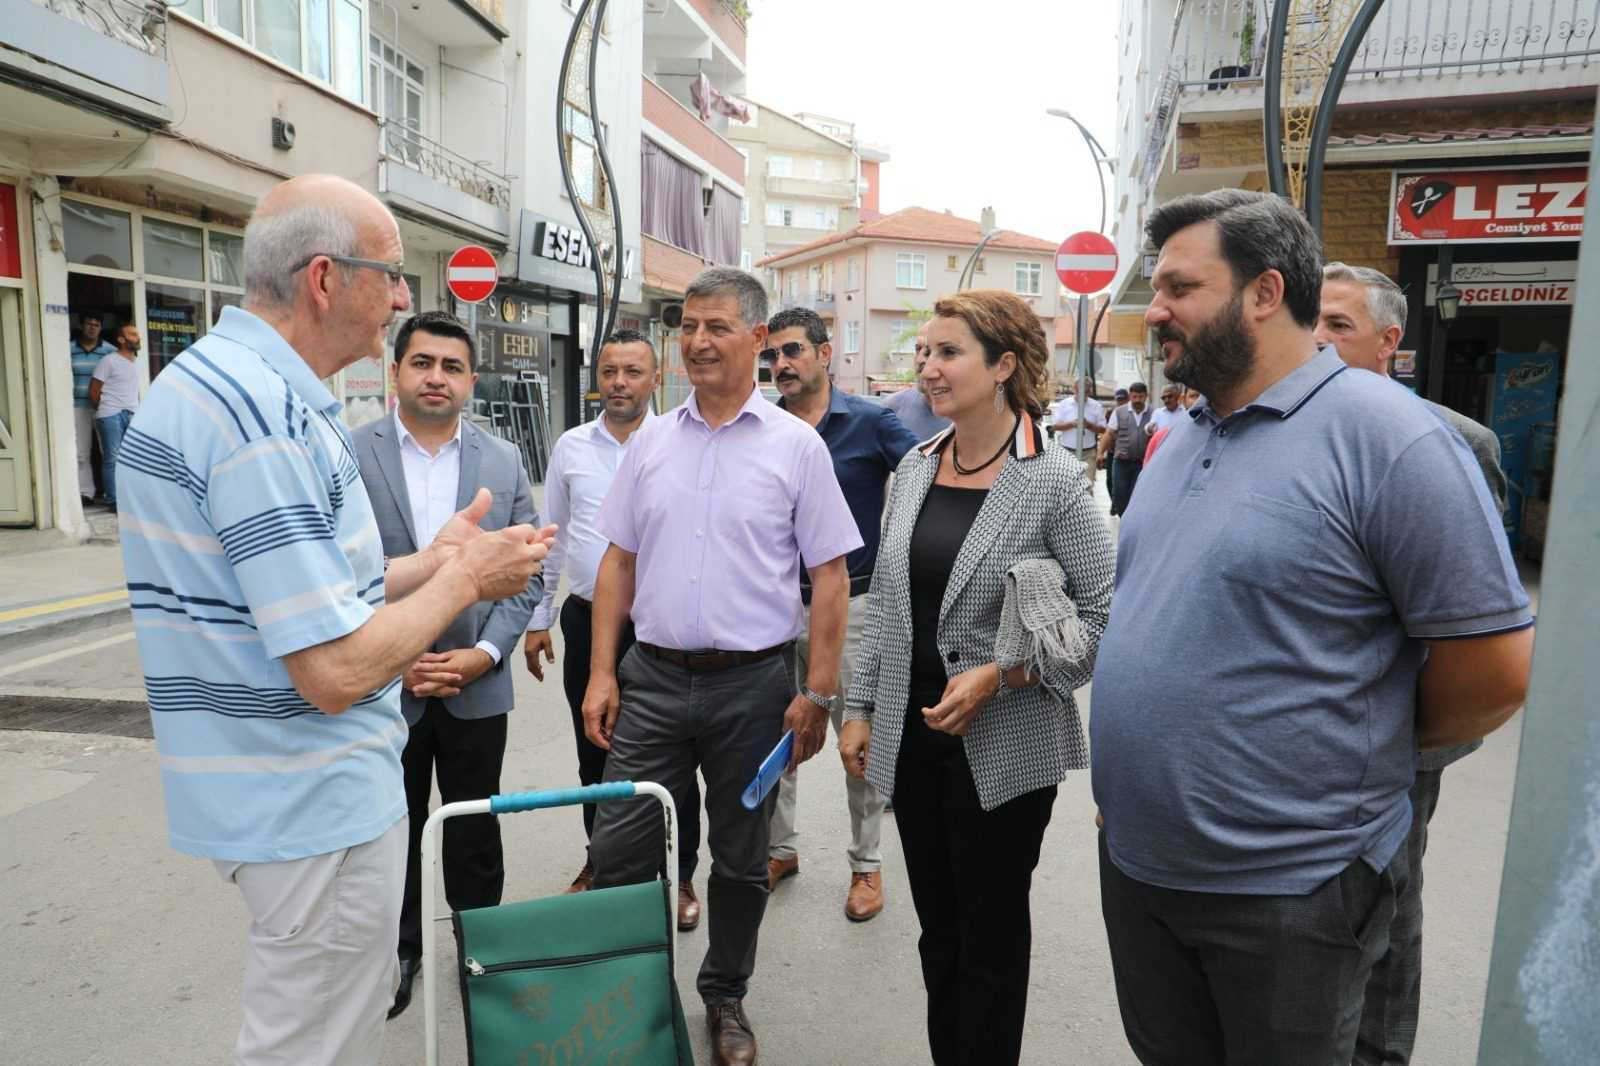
[74,406,95,499]
[214,817,406,1066]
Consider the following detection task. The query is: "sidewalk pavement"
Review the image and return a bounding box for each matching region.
[0,524,129,653]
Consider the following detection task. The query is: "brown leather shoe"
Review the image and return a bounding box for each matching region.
[705,999,758,1066]
[845,870,884,921]
[677,881,701,931]
[766,854,799,892]
[564,859,594,894]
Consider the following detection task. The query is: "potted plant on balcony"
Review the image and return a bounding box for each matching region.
[1207,1,1261,89]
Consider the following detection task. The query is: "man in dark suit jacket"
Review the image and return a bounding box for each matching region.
[352,311,541,1019]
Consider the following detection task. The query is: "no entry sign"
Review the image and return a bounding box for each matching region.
[1055,231,1118,294]
[447,244,498,303]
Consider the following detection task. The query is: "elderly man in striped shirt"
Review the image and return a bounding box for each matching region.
[117,174,552,1066]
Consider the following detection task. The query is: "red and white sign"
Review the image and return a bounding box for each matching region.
[0,183,21,280]
[1055,231,1118,294]
[446,244,498,303]
[1389,164,1587,245]
[1426,260,1577,308]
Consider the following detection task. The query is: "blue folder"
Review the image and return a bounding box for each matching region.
[740,730,794,810]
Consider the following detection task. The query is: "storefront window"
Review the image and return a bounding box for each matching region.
[63,203,133,271]
[143,218,204,282]
[210,290,243,326]
[208,232,245,288]
[146,283,205,378]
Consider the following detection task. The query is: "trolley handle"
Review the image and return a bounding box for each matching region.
[489,781,637,814]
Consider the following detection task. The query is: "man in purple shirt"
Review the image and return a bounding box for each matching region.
[582,267,861,1066]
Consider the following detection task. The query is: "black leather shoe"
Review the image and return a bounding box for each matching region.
[388,957,419,1020]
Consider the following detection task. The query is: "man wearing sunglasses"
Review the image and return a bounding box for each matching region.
[763,306,920,923]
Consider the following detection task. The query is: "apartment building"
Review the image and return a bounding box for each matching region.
[1111,0,1599,555]
[0,0,650,533]
[759,206,1059,396]
[637,0,749,405]
[727,103,888,296]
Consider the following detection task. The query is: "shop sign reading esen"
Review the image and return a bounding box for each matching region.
[534,222,635,277]
[1389,164,1587,244]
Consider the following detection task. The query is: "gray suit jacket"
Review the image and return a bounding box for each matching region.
[846,416,1117,810]
[353,415,541,725]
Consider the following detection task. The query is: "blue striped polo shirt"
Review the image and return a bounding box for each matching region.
[118,305,406,863]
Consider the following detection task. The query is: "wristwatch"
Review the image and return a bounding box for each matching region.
[800,685,834,711]
[994,663,1012,698]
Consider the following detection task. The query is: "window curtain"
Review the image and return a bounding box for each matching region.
[706,185,741,267]
[641,137,706,257]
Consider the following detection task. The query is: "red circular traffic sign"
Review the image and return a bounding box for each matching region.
[446,244,498,304]
[1055,231,1118,294]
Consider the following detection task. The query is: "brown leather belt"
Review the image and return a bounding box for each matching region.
[638,641,790,673]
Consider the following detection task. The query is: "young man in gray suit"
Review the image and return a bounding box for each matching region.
[352,310,542,1020]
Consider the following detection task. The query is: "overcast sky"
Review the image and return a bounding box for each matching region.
[744,1,1124,246]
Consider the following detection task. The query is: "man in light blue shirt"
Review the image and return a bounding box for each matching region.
[118,174,551,1066]
[70,311,114,503]
[1091,190,1533,1065]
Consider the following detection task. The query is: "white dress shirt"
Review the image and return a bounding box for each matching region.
[527,410,653,632]
[1050,394,1107,450]
[1147,404,1186,434]
[395,409,503,664]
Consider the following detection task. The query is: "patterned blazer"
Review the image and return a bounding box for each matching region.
[845,413,1116,811]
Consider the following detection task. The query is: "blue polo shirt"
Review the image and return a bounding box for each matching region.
[118,306,405,863]
[1091,348,1530,895]
[779,385,919,602]
[72,339,114,409]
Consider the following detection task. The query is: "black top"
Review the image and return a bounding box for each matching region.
[907,482,990,691]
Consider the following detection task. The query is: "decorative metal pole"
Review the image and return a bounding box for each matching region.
[556,0,626,398]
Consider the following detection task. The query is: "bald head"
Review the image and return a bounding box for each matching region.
[244,174,399,310]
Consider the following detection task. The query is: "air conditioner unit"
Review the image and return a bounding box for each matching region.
[660,303,684,329]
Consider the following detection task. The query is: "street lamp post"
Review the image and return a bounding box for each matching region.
[1046,108,1116,466]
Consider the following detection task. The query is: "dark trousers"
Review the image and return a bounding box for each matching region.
[894,687,1057,1066]
[1110,457,1142,516]
[589,644,791,1004]
[1099,832,1402,1066]
[398,698,506,962]
[1354,768,1444,1065]
[559,596,699,879]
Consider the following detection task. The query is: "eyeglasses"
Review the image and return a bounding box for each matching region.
[291,253,407,287]
[758,341,808,365]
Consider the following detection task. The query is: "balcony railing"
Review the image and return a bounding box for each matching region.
[798,290,836,313]
[26,0,167,58]
[1170,0,1600,92]
[379,121,510,213]
[766,174,857,202]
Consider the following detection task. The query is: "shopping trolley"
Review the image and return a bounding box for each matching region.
[421,781,695,1065]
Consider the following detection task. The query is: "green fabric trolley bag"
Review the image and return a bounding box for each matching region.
[421,781,695,1066]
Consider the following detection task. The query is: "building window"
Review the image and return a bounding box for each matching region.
[741,249,752,271]
[62,198,247,385]
[205,0,365,105]
[813,159,825,180]
[946,255,958,270]
[813,206,827,229]
[1015,261,1042,296]
[766,203,796,227]
[846,257,861,291]
[845,320,861,353]
[889,318,923,353]
[821,261,833,291]
[896,253,926,289]
[1119,351,1139,373]
[768,155,792,177]
[740,198,749,224]
[370,33,423,162]
[787,273,800,302]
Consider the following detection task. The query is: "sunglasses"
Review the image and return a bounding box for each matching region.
[758,341,808,365]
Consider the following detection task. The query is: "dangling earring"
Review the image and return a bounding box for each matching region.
[993,381,1006,412]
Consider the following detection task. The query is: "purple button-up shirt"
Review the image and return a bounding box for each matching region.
[597,385,863,651]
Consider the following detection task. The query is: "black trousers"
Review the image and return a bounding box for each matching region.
[560,595,699,879]
[590,645,791,1003]
[893,687,1057,1066]
[1100,831,1402,1066]
[1110,457,1143,516]
[398,698,506,962]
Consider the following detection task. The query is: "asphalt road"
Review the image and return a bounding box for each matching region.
[0,617,1521,1065]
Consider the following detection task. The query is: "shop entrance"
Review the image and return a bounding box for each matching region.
[0,289,33,525]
